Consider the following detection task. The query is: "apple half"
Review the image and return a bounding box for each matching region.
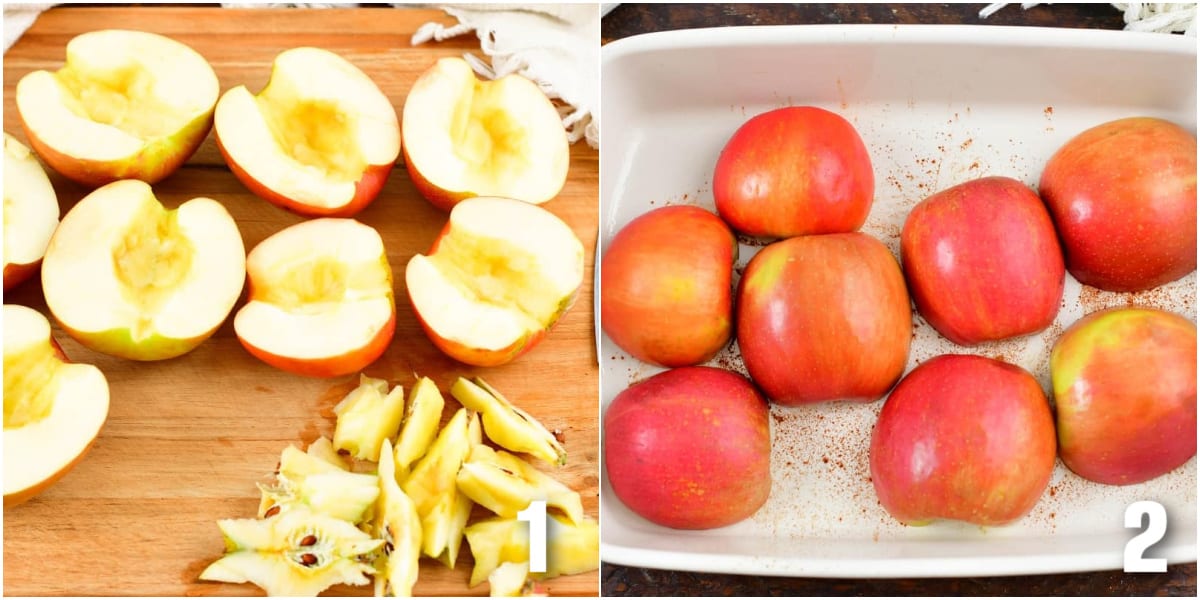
[4,304,110,507]
[234,218,396,378]
[406,196,584,367]
[40,180,246,361]
[4,133,60,290]
[215,47,400,218]
[15,29,218,187]
[402,57,569,211]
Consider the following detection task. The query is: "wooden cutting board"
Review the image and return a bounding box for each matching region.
[2,7,599,597]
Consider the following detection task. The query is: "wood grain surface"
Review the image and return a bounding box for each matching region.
[3,6,599,597]
[600,2,1197,597]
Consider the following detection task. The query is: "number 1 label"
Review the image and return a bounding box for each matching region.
[1124,501,1167,573]
[518,500,548,573]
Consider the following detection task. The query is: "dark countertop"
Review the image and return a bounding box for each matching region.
[600,3,1198,596]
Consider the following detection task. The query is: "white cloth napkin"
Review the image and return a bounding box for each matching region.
[412,4,600,149]
[3,3,54,52]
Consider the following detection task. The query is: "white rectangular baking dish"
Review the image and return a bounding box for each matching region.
[599,24,1197,578]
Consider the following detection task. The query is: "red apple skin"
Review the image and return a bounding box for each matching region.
[1039,117,1197,292]
[604,366,771,530]
[901,176,1065,346]
[3,260,42,291]
[19,110,212,188]
[601,206,736,368]
[713,106,874,239]
[737,232,911,405]
[1051,307,1197,485]
[216,130,393,218]
[870,354,1057,526]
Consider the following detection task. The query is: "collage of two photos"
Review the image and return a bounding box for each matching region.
[3,2,1198,597]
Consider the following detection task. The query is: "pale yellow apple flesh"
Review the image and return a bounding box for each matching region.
[214,47,400,210]
[3,133,59,288]
[403,57,569,206]
[15,30,217,166]
[40,180,246,361]
[234,218,394,367]
[4,304,109,506]
[406,197,584,353]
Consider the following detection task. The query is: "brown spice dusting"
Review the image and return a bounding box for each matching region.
[1049,486,1057,497]
[1044,106,1054,116]
[960,139,973,150]
[822,456,829,464]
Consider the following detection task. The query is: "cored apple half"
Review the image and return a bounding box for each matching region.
[4,304,110,507]
[402,57,570,211]
[234,218,396,378]
[15,29,218,187]
[214,47,400,218]
[406,197,584,367]
[3,133,60,290]
[40,180,246,361]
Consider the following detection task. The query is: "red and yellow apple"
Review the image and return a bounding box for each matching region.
[406,197,583,367]
[3,133,59,290]
[600,205,736,367]
[40,180,245,361]
[4,304,110,507]
[234,218,395,377]
[604,366,771,530]
[401,57,569,211]
[737,232,911,405]
[1051,307,1196,485]
[215,47,400,218]
[1039,117,1196,292]
[901,176,1065,346]
[15,29,218,187]
[713,106,874,239]
[870,354,1056,526]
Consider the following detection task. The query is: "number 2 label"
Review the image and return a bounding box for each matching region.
[1124,501,1167,573]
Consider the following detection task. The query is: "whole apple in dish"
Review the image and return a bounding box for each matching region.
[870,354,1056,527]
[901,175,1065,346]
[737,232,911,405]
[713,105,874,239]
[1051,306,1196,485]
[604,366,771,530]
[601,205,736,368]
[1039,116,1196,292]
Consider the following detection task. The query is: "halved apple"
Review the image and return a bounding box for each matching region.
[234,218,395,378]
[406,196,584,367]
[15,30,218,187]
[215,47,400,218]
[40,179,245,361]
[3,133,60,291]
[402,57,569,211]
[4,304,109,507]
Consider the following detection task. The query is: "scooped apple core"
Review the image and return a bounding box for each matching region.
[403,57,568,206]
[16,30,219,164]
[111,201,196,339]
[3,335,62,429]
[406,197,584,353]
[41,180,247,359]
